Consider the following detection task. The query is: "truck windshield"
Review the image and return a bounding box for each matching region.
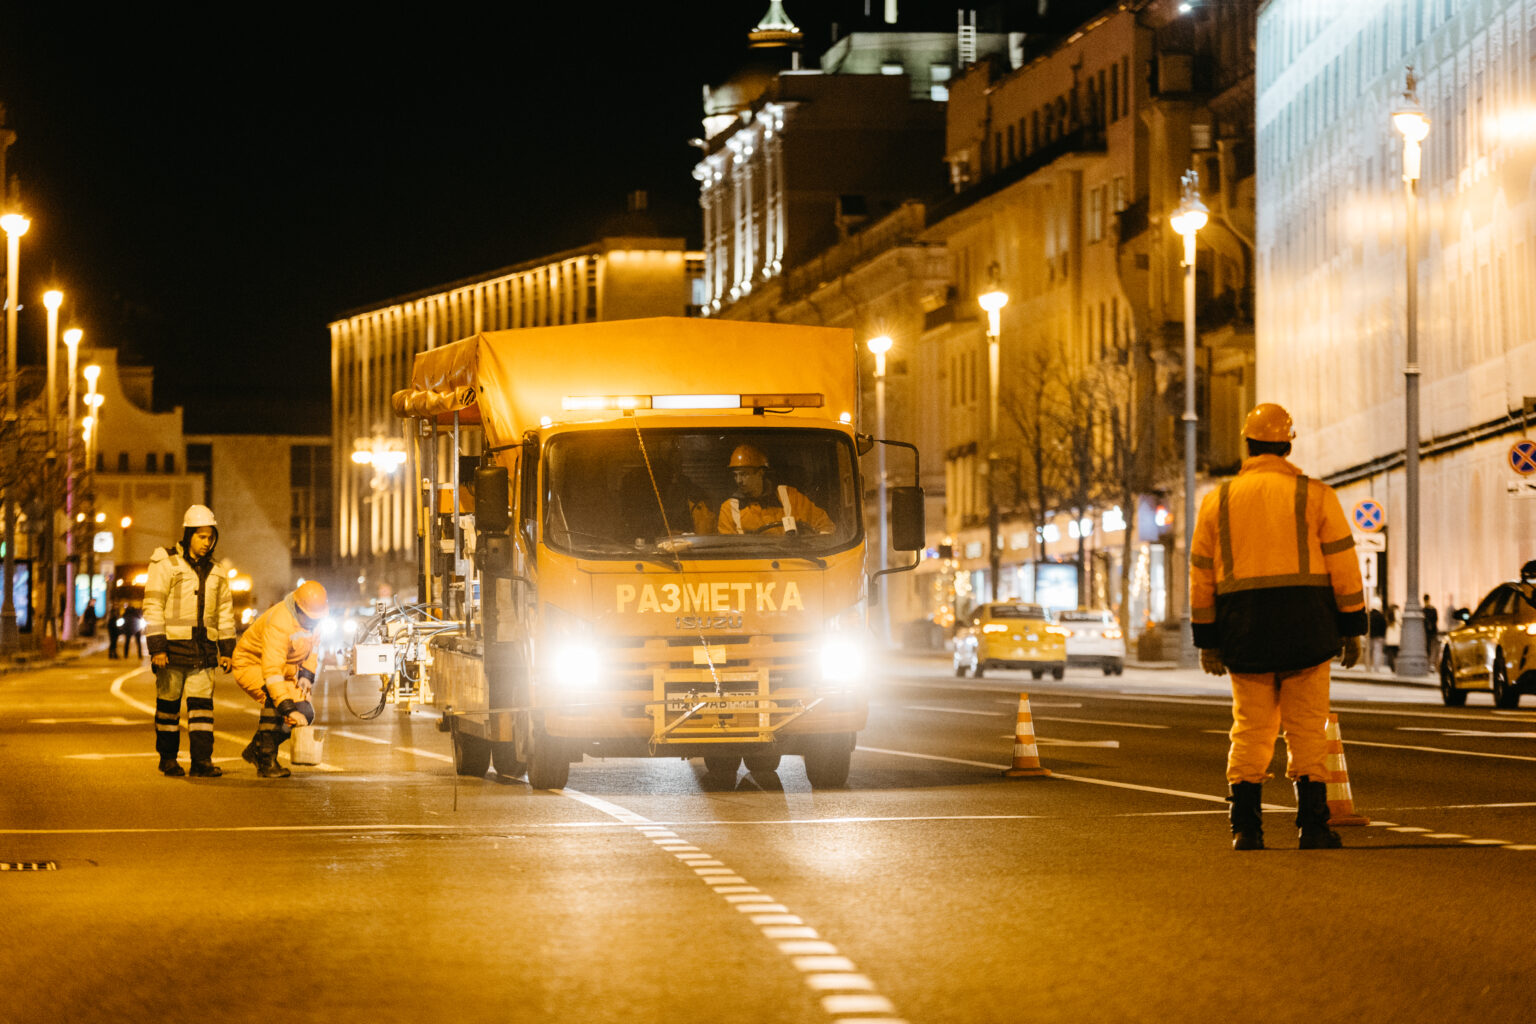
[542,427,861,560]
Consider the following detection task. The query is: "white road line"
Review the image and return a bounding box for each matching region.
[331,730,391,744]
[993,736,1121,748]
[855,745,1230,804]
[397,746,453,762]
[560,787,908,1024]
[1035,716,1169,730]
[901,705,1008,717]
[1344,739,1536,763]
[1398,727,1536,739]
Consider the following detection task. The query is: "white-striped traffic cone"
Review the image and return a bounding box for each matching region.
[1324,713,1369,826]
[1003,692,1053,778]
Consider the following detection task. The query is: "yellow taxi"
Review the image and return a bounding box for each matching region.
[1439,567,1536,709]
[952,601,1069,679]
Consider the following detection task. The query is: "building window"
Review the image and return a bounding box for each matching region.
[117,452,129,473]
[186,443,213,507]
[145,453,158,473]
[290,444,333,564]
[165,452,176,473]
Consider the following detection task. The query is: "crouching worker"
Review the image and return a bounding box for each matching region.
[144,505,237,777]
[230,582,328,778]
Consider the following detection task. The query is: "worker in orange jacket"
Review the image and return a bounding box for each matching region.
[716,444,834,536]
[231,582,328,778]
[1190,403,1366,851]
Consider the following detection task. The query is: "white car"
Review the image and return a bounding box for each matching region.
[1058,609,1126,675]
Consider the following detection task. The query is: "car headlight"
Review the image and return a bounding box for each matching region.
[1105,628,1123,640]
[317,617,337,637]
[982,623,1008,634]
[241,608,256,625]
[343,618,358,637]
[1045,626,1070,637]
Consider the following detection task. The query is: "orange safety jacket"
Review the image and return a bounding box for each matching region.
[1189,454,1367,673]
[229,594,319,706]
[717,483,834,536]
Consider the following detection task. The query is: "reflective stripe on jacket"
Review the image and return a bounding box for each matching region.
[1189,454,1367,673]
[717,484,833,535]
[229,595,318,705]
[143,545,236,666]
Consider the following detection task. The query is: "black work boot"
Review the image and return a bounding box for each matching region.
[241,737,260,767]
[1227,781,1265,850]
[188,724,221,776]
[255,731,291,779]
[158,758,186,777]
[1295,776,1343,849]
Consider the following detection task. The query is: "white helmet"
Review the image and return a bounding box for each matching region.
[182,505,218,529]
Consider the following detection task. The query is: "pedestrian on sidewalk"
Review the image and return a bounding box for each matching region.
[1189,403,1367,851]
[1368,604,1386,671]
[1422,595,1440,667]
[105,601,123,659]
[1383,604,1401,672]
[230,582,327,779]
[143,505,237,777]
[122,605,145,658]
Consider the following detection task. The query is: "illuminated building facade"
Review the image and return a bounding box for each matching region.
[329,237,702,596]
[1257,0,1536,616]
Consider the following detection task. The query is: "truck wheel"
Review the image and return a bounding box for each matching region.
[703,755,742,776]
[452,730,492,778]
[1051,667,1064,680]
[490,741,527,779]
[803,734,853,789]
[526,732,570,790]
[743,753,782,773]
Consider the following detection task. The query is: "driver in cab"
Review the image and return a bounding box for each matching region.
[717,444,834,535]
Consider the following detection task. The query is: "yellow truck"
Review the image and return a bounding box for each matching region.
[390,317,923,789]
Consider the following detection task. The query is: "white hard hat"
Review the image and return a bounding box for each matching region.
[182,505,218,529]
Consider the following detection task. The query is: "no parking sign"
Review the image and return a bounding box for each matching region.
[1351,499,1384,533]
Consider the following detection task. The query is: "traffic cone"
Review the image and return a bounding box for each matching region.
[1324,713,1369,825]
[1003,693,1052,778]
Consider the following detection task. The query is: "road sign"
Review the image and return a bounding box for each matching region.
[1351,499,1385,532]
[1510,440,1536,476]
[1358,550,1377,587]
[1354,531,1386,552]
[1508,479,1536,499]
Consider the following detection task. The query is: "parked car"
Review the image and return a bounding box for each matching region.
[952,601,1068,679]
[1439,574,1536,708]
[1058,608,1126,675]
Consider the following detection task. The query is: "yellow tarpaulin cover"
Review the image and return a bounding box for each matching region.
[393,317,855,450]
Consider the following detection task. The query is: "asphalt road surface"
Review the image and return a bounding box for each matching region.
[3,650,1534,1023]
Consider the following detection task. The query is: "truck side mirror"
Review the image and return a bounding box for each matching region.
[889,486,924,551]
[475,466,510,534]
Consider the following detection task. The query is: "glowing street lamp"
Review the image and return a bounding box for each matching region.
[42,289,63,642]
[1393,68,1431,678]
[977,267,1009,600]
[0,211,29,648]
[1171,169,1208,670]
[82,365,103,616]
[61,328,82,638]
[867,334,893,640]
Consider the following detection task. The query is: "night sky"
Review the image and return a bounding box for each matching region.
[0,2,971,419]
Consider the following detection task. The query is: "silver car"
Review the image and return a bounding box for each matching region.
[1058,609,1127,675]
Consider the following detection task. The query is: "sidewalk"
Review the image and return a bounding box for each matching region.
[0,636,110,676]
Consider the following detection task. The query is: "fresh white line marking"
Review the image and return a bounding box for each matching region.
[1399,727,1536,739]
[1390,826,1430,833]
[856,745,1231,804]
[902,705,1008,717]
[1461,839,1510,846]
[1343,739,1536,763]
[995,736,1121,748]
[1424,833,1468,839]
[558,787,905,1023]
[1036,716,1169,729]
[993,699,1083,708]
[331,730,391,745]
[397,747,453,762]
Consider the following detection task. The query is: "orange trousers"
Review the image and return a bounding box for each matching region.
[1226,660,1332,784]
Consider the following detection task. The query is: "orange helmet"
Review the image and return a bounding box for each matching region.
[728,444,769,469]
[293,581,329,620]
[1243,403,1296,443]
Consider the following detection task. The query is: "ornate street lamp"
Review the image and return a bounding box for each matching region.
[0,211,30,648]
[978,270,1009,601]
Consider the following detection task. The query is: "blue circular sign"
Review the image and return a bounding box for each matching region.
[1352,499,1384,532]
[1510,440,1536,476]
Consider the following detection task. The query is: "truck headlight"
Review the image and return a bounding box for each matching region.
[819,636,866,684]
[541,604,604,688]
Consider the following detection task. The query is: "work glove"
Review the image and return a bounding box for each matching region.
[1340,635,1363,669]
[1199,647,1226,676]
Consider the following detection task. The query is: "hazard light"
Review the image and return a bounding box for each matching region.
[561,393,826,411]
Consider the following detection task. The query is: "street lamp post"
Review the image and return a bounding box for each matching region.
[82,364,102,625]
[42,289,61,643]
[61,327,81,639]
[867,334,893,641]
[1393,70,1431,678]
[0,210,31,649]
[1170,170,1208,670]
[978,272,1009,601]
